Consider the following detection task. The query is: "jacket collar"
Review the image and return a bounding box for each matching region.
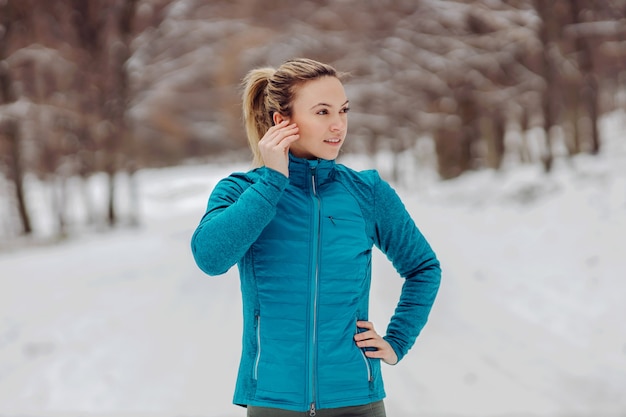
[288,153,336,189]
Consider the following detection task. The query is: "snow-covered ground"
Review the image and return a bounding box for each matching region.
[1,112,625,417]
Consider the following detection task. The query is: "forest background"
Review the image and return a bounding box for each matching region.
[1,0,625,243]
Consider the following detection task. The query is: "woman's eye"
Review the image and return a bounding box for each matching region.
[316,107,349,115]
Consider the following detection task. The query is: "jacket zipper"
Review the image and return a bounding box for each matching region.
[309,165,321,416]
[254,314,261,380]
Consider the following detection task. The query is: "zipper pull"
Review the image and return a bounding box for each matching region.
[309,402,316,416]
[310,167,317,195]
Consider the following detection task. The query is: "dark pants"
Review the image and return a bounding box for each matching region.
[247,400,386,417]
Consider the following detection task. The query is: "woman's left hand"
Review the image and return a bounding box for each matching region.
[354,321,398,365]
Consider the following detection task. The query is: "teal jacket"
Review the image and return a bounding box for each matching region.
[191,154,441,413]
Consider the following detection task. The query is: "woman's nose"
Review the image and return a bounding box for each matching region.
[330,116,346,132]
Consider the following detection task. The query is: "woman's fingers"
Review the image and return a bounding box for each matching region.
[261,122,298,146]
[259,122,299,176]
[259,123,299,155]
[355,320,374,331]
[354,321,398,365]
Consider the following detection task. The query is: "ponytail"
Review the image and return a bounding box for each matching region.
[242,68,275,167]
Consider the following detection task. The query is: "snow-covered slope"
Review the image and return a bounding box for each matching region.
[0,112,625,417]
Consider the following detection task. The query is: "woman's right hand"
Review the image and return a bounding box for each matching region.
[258,121,299,177]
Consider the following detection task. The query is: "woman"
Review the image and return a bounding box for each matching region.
[191,58,441,417]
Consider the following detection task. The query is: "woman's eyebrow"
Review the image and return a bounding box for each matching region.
[310,99,350,110]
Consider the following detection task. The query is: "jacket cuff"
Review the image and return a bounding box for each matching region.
[383,335,404,364]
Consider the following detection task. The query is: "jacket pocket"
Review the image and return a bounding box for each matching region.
[355,323,373,382]
[253,314,261,380]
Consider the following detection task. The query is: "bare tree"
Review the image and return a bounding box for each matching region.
[0,0,32,235]
[533,0,560,172]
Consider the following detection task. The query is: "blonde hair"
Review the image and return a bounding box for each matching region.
[241,58,341,166]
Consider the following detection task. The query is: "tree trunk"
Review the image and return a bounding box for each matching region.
[0,4,32,235]
[457,93,477,173]
[107,168,116,226]
[570,0,601,154]
[480,109,506,170]
[560,75,583,156]
[583,74,600,154]
[534,0,558,172]
[1,119,32,235]
[105,0,139,227]
[434,124,464,180]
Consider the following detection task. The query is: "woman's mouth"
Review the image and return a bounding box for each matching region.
[324,138,342,144]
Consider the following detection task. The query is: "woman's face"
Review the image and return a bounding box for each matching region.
[279,76,349,161]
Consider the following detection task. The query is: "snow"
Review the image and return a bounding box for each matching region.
[1,111,626,416]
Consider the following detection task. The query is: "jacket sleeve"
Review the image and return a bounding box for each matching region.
[372,174,441,363]
[190,167,289,276]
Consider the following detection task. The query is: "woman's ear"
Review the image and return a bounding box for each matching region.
[273,112,288,126]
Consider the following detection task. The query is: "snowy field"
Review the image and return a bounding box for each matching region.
[1,112,626,417]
